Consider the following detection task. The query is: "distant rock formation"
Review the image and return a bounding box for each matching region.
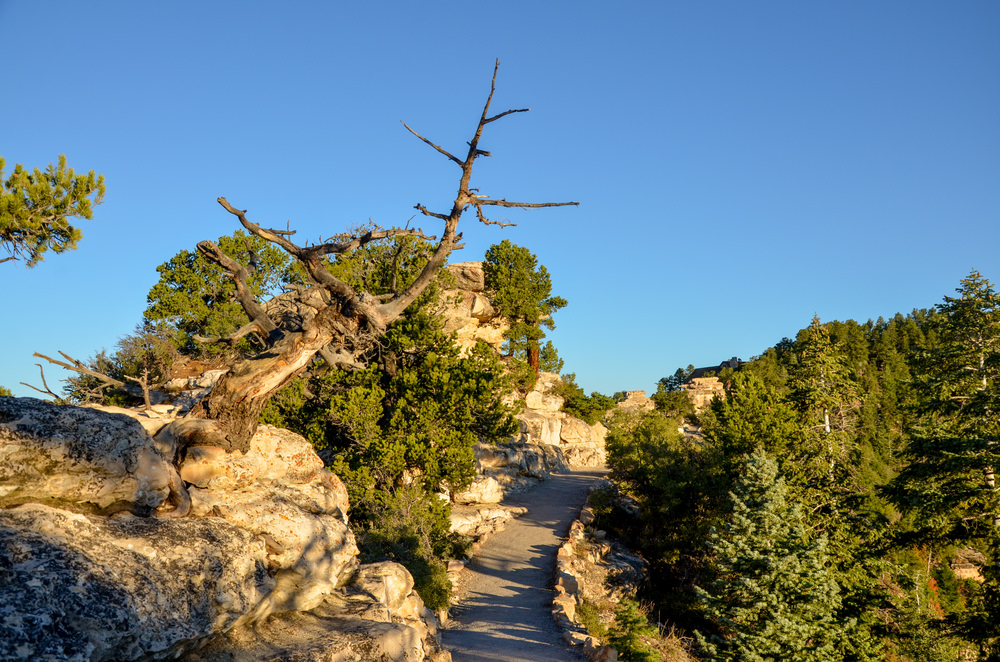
[683,376,726,411]
[0,396,449,662]
[616,390,655,413]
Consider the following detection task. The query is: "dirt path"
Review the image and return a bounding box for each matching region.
[441,467,607,662]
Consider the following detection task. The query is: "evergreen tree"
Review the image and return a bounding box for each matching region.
[482,239,566,373]
[695,449,843,662]
[608,599,662,662]
[144,229,296,355]
[889,271,1000,657]
[0,154,105,267]
[788,315,860,491]
[702,372,798,479]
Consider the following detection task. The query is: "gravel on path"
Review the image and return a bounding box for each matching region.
[442,467,607,662]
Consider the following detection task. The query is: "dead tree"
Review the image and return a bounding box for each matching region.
[183,60,577,452]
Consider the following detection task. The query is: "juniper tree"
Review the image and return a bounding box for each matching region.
[37,61,576,455]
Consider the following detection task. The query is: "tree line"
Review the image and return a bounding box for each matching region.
[600,271,1000,661]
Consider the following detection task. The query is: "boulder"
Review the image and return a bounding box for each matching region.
[525,390,565,412]
[445,261,485,291]
[180,426,359,615]
[0,503,271,662]
[0,397,172,515]
[518,411,563,446]
[0,400,434,661]
[452,476,503,504]
[179,592,442,662]
[560,416,593,445]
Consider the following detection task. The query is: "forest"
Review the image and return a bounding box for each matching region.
[598,270,1000,661]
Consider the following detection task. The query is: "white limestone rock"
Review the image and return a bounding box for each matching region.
[452,475,504,504]
[0,503,271,662]
[0,396,172,515]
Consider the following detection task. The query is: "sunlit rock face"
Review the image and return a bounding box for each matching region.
[0,396,172,515]
[0,503,270,661]
[515,372,607,469]
[0,398,446,662]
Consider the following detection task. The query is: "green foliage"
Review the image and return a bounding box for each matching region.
[0,386,12,397]
[657,366,695,393]
[346,481,463,613]
[695,449,843,662]
[576,599,609,639]
[64,323,179,405]
[538,340,564,374]
[651,388,695,421]
[606,409,725,627]
[144,230,296,355]
[263,305,517,608]
[608,599,662,662]
[0,154,105,267]
[555,372,615,425]
[702,372,798,479]
[482,239,567,368]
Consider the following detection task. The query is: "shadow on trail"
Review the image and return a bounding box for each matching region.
[442,467,606,662]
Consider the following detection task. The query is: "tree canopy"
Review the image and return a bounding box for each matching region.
[0,154,105,267]
[482,239,567,372]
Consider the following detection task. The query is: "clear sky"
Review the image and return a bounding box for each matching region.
[1,1,997,398]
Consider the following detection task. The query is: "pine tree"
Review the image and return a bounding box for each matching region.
[695,449,843,662]
[1,154,105,267]
[482,239,566,373]
[889,271,1000,656]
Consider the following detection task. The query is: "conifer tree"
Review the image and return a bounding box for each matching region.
[608,599,662,662]
[1,154,105,266]
[889,271,1000,656]
[788,315,859,491]
[695,449,843,662]
[891,271,1000,540]
[482,239,566,373]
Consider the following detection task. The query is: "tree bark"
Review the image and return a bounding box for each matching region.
[527,345,540,375]
[192,322,338,452]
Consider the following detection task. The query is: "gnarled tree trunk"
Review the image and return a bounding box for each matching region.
[185,61,577,454]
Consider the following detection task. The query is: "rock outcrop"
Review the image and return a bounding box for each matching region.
[0,397,447,662]
[683,376,725,411]
[515,372,607,468]
[438,261,508,355]
[616,390,655,414]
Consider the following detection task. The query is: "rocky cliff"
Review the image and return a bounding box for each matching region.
[0,396,449,662]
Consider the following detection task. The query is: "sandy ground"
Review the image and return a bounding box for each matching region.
[441,467,607,662]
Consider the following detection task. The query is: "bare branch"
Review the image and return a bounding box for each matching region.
[217,198,301,254]
[196,240,280,342]
[21,364,61,399]
[414,204,449,221]
[474,204,517,228]
[192,319,267,345]
[484,107,530,124]
[34,352,125,387]
[318,345,365,371]
[401,122,462,166]
[475,198,580,209]
[306,227,436,258]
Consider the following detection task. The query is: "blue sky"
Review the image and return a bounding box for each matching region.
[1,1,997,397]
